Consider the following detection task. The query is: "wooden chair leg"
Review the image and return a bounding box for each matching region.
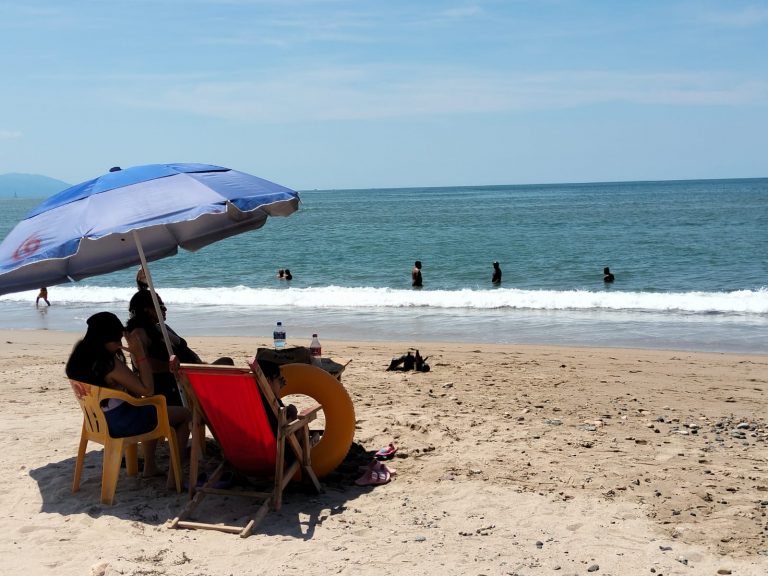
[197,425,206,456]
[301,426,311,467]
[273,410,287,511]
[167,434,182,494]
[300,425,322,493]
[188,409,203,499]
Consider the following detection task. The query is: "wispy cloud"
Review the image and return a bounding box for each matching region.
[700,5,768,28]
[440,5,483,19]
[0,130,22,140]
[110,67,768,123]
[195,12,376,48]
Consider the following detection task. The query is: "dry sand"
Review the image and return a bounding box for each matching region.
[1,329,767,575]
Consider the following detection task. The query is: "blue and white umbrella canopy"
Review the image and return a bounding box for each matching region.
[0,163,300,296]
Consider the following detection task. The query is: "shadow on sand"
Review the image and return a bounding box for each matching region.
[29,441,383,538]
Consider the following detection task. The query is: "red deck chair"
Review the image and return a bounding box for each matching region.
[169,363,322,537]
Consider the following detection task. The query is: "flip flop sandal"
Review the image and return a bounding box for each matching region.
[355,468,377,486]
[372,466,390,485]
[375,462,397,477]
[375,443,397,460]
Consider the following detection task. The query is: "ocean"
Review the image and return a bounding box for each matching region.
[1,178,766,353]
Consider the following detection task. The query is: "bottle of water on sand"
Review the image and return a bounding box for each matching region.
[273,321,286,350]
[310,334,322,364]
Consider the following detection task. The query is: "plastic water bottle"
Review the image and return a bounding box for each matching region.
[273,321,286,350]
[310,334,322,363]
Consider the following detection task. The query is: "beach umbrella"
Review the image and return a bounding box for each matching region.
[0,162,300,359]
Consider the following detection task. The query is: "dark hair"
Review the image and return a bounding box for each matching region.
[126,290,163,332]
[603,267,610,274]
[65,312,125,385]
[86,311,125,344]
[257,360,282,381]
[414,260,422,268]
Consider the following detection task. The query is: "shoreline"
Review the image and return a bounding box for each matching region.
[1,300,766,355]
[2,330,767,574]
[5,326,768,359]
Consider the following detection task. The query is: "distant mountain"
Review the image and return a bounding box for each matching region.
[0,173,70,198]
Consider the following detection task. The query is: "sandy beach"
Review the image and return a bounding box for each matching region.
[1,328,767,575]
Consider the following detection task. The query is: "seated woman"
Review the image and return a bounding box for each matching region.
[256,361,298,467]
[259,360,298,422]
[65,311,191,484]
[127,290,233,406]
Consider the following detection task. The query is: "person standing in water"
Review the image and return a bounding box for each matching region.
[491,261,502,285]
[603,266,615,283]
[36,287,51,307]
[412,261,423,288]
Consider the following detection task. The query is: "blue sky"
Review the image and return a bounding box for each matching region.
[1,0,766,190]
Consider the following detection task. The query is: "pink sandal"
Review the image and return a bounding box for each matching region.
[375,443,397,460]
[355,461,393,486]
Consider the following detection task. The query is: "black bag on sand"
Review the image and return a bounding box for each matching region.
[256,347,313,381]
[415,350,430,372]
[256,346,312,366]
[386,350,430,372]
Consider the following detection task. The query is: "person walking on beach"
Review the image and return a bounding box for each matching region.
[603,266,615,283]
[492,261,502,285]
[36,287,51,307]
[412,260,423,288]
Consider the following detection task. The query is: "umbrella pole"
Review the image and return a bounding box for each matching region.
[132,231,188,407]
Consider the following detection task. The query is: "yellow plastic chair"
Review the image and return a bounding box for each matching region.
[69,379,183,505]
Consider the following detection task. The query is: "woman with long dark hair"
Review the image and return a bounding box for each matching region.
[126,290,233,406]
[126,291,192,406]
[66,311,190,482]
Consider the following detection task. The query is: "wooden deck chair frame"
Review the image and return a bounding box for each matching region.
[69,379,182,505]
[170,363,322,538]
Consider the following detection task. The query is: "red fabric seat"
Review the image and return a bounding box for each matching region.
[170,363,323,537]
[183,367,276,476]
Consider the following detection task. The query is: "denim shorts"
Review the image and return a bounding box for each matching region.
[104,401,158,438]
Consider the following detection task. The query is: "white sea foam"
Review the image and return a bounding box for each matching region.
[3,285,766,315]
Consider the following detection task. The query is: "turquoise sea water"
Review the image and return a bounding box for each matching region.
[0,178,766,353]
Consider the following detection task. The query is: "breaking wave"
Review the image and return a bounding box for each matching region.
[2,285,766,315]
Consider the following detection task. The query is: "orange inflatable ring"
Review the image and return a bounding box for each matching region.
[279,363,356,478]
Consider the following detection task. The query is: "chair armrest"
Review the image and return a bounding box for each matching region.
[285,419,309,436]
[298,404,322,420]
[126,394,169,410]
[98,387,166,406]
[284,404,321,436]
